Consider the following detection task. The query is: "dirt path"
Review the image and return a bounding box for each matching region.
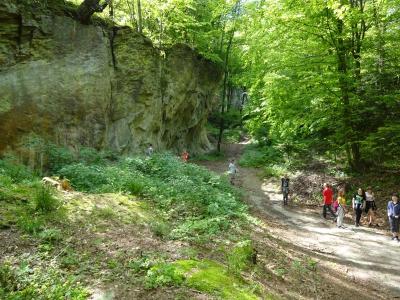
[200,143,400,298]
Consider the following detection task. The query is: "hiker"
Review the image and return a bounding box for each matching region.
[365,186,377,227]
[387,193,400,242]
[352,188,366,227]
[336,188,347,228]
[59,175,72,191]
[322,183,336,220]
[228,159,238,185]
[281,175,290,205]
[181,149,189,163]
[145,143,154,157]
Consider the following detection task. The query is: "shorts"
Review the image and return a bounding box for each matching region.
[365,201,377,213]
[389,216,400,233]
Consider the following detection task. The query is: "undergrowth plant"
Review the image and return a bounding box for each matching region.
[59,153,248,241]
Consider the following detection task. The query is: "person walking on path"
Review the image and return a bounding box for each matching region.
[145,143,154,157]
[228,159,238,185]
[387,193,400,242]
[322,183,336,220]
[352,188,366,227]
[181,149,189,163]
[365,186,378,227]
[281,175,290,206]
[336,188,347,228]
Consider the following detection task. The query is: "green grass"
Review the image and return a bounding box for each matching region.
[239,144,284,168]
[174,259,265,300]
[0,262,89,300]
[59,153,248,242]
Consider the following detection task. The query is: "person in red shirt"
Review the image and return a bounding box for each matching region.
[322,183,336,219]
[181,149,189,163]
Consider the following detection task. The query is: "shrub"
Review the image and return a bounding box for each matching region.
[149,221,170,239]
[0,262,88,299]
[0,158,34,183]
[34,185,59,213]
[227,240,254,275]
[16,215,44,234]
[126,180,146,196]
[239,144,283,168]
[145,263,185,289]
[38,228,63,244]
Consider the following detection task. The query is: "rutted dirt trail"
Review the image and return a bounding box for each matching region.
[201,143,400,298]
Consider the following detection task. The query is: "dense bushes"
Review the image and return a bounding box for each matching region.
[59,153,246,241]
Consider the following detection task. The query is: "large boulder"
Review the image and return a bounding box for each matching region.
[0,0,222,159]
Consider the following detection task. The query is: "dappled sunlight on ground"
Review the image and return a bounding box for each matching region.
[200,143,400,298]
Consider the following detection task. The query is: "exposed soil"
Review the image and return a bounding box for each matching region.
[199,143,400,299]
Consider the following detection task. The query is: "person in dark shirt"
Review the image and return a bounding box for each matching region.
[352,188,366,227]
[281,175,290,205]
[387,193,400,242]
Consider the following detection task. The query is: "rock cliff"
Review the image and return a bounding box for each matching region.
[0,0,221,158]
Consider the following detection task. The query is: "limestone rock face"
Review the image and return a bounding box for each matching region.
[0,1,221,157]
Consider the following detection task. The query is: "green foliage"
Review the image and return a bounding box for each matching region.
[145,263,185,289]
[237,0,400,170]
[38,228,63,244]
[174,260,262,300]
[60,153,246,241]
[126,181,145,196]
[227,240,254,275]
[34,185,59,213]
[16,214,45,235]
[0,262,88,300]
[239,144,283,168]
[0,158,35,183]
[149,221,170,239]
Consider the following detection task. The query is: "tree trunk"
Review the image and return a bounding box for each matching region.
[336,18,354,169]
[77,0,110,24]
[217,31,235,153]
[109,0,114,21]
[217,0,241,153]
[137,0,143,33]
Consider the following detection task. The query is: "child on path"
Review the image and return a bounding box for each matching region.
[145,144,154,157]
[387,193,400,242]
[322,183,336,220]
[352,188,366,227]
[228,159,238,185]
[365,186,377,226]
[181,149,189,163]
[281,175,290,206]
[336,188,346,228]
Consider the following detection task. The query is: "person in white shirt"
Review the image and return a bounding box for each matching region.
[228,159,238,185]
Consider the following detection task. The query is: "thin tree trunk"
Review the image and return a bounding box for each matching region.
[217,32,235,153]
[336,18,354,169]
[137,0,143,33]
[109,0,114,21]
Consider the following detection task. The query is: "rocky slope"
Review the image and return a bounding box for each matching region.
[0,0,221,159]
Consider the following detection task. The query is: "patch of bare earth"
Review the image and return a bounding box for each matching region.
[198,143,400,299]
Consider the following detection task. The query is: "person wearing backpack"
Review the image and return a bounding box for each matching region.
[281,175,290,206]
[387,193,400,242]
[352,188,366,227]
[336,188,347,228]
[322,183,336,220]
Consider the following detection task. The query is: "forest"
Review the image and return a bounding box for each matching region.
[1,0,400,299]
